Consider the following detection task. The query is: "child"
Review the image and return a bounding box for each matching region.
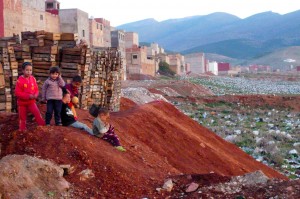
[15,62,45,131]
[65,75,82,105]
[93,108,126,152]
[42,66,65,126]
[61,89,93,134]
[65,75,82,119]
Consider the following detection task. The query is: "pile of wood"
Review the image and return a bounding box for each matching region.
[21,31,59,82]
[89,48,122,111]
[0,36,19,112]
[61,47,91,109]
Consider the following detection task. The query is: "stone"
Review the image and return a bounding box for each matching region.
[185,182,199,193]
[0,155,70,199]
[289,149,298,155]
[78,169,95,181]
[162,179,174,192]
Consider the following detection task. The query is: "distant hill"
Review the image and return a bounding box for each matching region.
[245,46,300,70]
[118,10,300,62]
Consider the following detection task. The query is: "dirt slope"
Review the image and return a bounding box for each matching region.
[0,99,287,198]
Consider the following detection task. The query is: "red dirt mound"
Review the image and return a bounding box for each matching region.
[0,100,287,198]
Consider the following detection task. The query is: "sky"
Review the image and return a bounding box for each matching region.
[60,0,300,26]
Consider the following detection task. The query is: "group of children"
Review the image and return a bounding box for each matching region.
[14,62,126,152]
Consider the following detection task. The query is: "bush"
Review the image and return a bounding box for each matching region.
[158,61,175,76]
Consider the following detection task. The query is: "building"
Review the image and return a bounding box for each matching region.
[95,18,111,47]
[0,0,60,37]
[218,62,230,73]
[59,9,89,44]
[111,30,126,80]
[297,66,300,72]
[249,65,271,72]
[185,53,205,74]
[125,32,139,49]
[45,0,60,15]
[185,63,191,73]
[208,61,218,75]
[168,54,185,75]
[126,46,156,77]
[89,18,104,48]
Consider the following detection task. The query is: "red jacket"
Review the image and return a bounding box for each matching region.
[15,75,39,106]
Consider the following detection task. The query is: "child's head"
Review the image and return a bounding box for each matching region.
[72,75,82,88]
[49,66,60,80]
[22,62,32,77]
[98,108,110,122]
[62,89,71,103]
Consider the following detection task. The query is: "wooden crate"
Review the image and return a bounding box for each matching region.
[32,46,58,55]
[45,32,61,41]
[60,33,78,41]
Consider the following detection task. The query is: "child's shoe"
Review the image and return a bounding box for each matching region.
[115,146,126,152]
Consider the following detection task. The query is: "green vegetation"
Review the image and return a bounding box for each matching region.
[158,61,175,76]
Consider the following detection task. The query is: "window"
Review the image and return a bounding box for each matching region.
[97,23,99,29]
[82,30,85,37]
[40,15,43,20]
[132,55,138,59]
[46,3,54,9]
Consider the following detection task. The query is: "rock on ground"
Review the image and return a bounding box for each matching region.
[0,155,70,199]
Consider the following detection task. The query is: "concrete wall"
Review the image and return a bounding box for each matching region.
[22,0,45,31]
[185,53,205,74]
[3,0,23,36]
[89,19,104,48]
[22,0,44,11]
[45,12,60,33]
[60,9,89,44]
[125,32,138,49]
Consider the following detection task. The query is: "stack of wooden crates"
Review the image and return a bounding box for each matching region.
[89,47,122,111]
[0,36,19,112]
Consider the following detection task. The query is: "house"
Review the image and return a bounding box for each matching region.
[111,30,126,80]
[208,61,218,75]
[218,62,230,74]
[59,8,89,44]
[125,32,139,49]
[168,54,185,75]
[89,18,104,48]
[185,53,206,74]
[95,18,111,47]
[126,45,156,77]
[0,0,60,37]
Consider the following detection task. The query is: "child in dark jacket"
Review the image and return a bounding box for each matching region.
[61,89,93,135]
[93,108,126,152]
[15,62,45,131]
[42,66,65,125]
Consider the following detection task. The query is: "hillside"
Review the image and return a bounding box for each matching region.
[118,10,300,61]
[245,46,300,69]
[0,99,288,198]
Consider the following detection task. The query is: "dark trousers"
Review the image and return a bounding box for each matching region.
[102,125,121,147]
[46,99,62,125]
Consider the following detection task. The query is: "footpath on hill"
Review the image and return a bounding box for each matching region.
[0,98,295,198]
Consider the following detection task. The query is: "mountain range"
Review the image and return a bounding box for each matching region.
[118,10,300,67]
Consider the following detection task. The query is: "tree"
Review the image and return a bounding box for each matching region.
[158,61,175,76]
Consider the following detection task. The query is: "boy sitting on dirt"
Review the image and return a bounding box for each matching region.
[93,108,126,152]
[61,89,93,135]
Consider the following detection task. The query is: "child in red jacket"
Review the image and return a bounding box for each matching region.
[15,62,45,131]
